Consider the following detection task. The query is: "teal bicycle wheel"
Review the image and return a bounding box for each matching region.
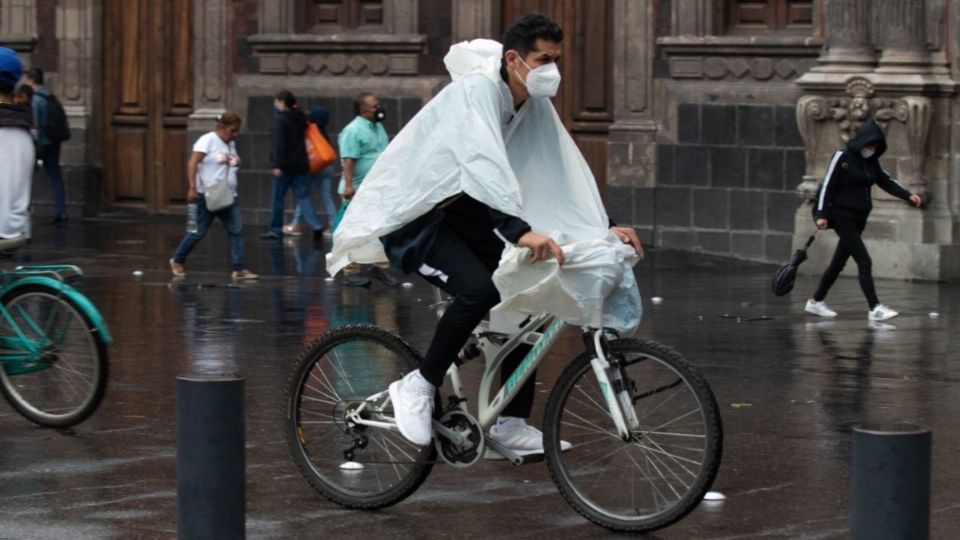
[0,284,108,427]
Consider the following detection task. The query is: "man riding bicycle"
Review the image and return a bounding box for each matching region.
[327,13,644,453]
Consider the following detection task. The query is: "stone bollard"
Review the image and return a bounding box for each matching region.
[177,374,245,540]
[851,423,931,540]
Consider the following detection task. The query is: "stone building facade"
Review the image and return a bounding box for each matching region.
[2,0,958,279]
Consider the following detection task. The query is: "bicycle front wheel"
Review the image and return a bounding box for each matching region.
[0,284,109,428]
[286,324,438,509]
[543,338,722,532]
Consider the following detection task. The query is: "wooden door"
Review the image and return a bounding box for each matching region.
[501,0,613,195]
[103,0,193,212]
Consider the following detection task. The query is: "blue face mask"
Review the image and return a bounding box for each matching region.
[860,147,875,159]
[274,103,283,113]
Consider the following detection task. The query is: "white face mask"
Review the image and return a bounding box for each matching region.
[860,147,875,159]
[514,55,561,98]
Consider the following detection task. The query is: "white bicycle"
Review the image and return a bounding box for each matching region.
[286,288,722,532]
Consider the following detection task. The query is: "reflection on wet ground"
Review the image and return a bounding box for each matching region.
[1,217,958,539]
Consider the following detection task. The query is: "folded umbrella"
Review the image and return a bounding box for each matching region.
[771,234,817,296]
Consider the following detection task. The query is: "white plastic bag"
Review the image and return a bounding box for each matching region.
[491,233,642,335]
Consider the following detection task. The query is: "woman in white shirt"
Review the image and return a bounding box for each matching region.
[170,112,258,279]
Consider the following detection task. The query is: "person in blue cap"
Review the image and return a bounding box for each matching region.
[0,47,35,244]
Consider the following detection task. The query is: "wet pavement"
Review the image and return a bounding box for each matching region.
[1,215,959,539]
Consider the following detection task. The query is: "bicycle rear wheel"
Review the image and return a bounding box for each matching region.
[286,324,438,509]
[543,338,722,532]
[0,284,109,428]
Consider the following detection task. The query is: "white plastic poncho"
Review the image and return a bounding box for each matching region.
[327,39,643,333]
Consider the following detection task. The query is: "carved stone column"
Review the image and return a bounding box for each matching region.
[55,2,98,156]
[875,0,932,74]
[258,0,295,34]
[607,0,656,241]
[190,0,228,126]
[0,0,38,64]
[451,0,498,42]
[814,0,873,73]
[795,0,960,281]
[51,0,102,215]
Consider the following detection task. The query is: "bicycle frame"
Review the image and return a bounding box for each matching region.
[0,265,112,372]
[445,313,562,430]
[446,317,639,440]
[347,288,639,454]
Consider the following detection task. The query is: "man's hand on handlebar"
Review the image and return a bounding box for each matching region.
[518,231,565,265]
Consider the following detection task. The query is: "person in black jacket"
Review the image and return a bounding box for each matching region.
[806,119,923,322]
[260,90,325,244]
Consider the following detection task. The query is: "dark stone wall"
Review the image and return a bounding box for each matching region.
[233,95,423,225]
[231,0,261,75]
[418,0,452,76]
[654,103,806,262]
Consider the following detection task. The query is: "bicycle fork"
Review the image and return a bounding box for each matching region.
[586,329,640,441]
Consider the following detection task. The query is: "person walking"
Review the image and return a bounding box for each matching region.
[261,90,324,244]
[25,68,68,225]
[806,119,923,322]
[169,112,258,280]
[13,84,32,106]
[336,92,399,287]
[0,48,34,245]
[283,105,338,235]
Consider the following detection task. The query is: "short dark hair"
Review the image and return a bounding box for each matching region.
[275,89,298,109]
[15,84,33,99]
[26,67,44,85]
[353,92,375,115]
[501,13,563,58]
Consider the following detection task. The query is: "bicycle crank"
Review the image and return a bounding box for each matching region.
[434,409,484,468]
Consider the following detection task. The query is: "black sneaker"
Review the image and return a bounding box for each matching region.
[260,231,281,240]
[312,228,325,246]
[368,266,401,287]
[51,215,69,226]
[343,273,371,287]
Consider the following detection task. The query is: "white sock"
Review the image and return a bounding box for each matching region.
[409,369,435,390]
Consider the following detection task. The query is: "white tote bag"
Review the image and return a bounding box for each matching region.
[203,177,234,212]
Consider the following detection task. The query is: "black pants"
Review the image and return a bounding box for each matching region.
[416,221,536,419]
[813,217,879,309]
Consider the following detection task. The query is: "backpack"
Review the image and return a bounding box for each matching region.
[40,93,71,143]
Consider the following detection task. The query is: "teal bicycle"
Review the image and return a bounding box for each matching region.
[0,251,111,427]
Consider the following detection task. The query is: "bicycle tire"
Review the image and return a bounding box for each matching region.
[0,284,109,428]
[286,324,439,509]
[543,338,722,532]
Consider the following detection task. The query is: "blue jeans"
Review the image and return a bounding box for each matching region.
[293,167,337,228]
[38,144,66,217]
[269,173,323,236]
[173,195,246,270]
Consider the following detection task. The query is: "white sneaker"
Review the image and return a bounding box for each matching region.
[388,370,435,446]
[868,304,899,322]
[805,299,837,318]
[484,417,572,460]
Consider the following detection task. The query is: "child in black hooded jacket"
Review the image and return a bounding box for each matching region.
[805,119,923,322]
